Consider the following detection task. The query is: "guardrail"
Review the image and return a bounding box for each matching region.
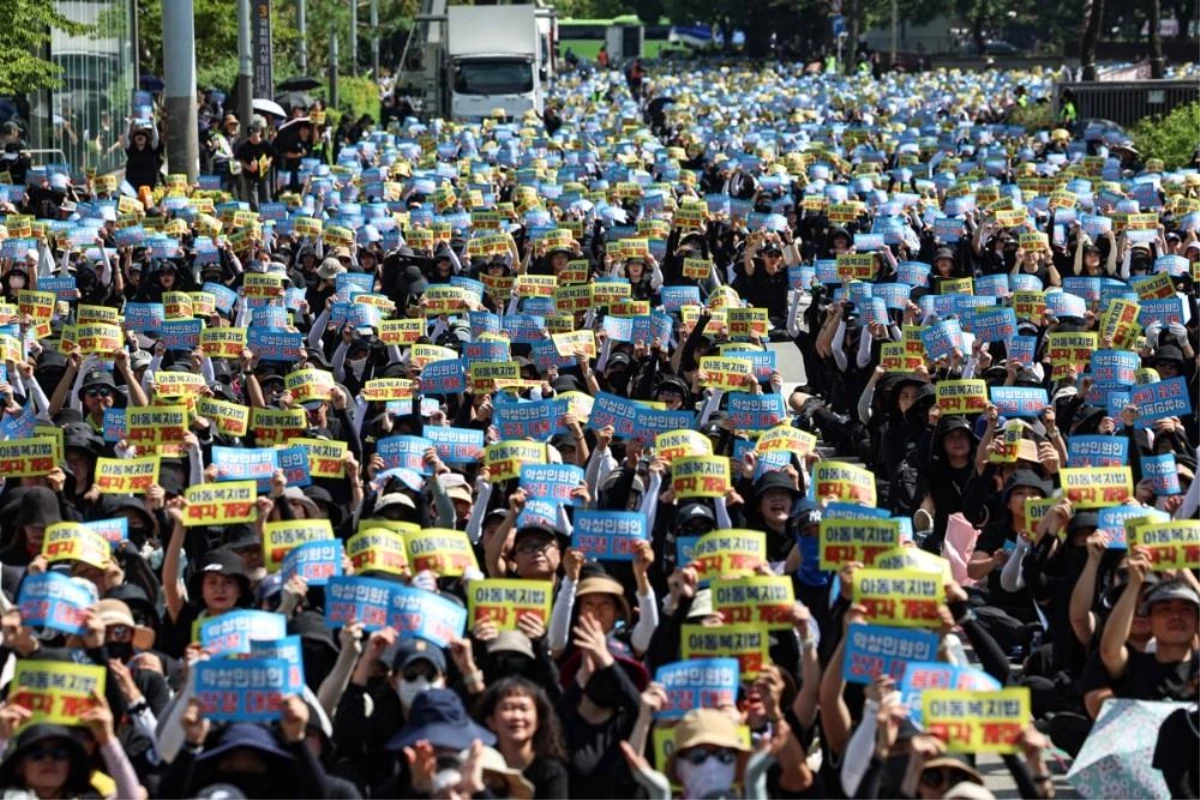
[1053,79,1200,126]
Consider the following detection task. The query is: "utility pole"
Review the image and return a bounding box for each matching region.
[238,0,254,127]
[370,0,380,78]
[890,0,897,67]
[351,0,358,77]
[330,24,340,108]
[162,0,199,180]
[297,0,308,74]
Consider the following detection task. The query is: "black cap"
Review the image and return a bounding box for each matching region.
[391,636,447,673]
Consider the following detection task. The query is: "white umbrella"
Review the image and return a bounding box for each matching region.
[252,98,287,118]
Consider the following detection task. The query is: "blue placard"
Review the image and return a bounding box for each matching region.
[875,283,912,311]
[124,302,165,333]
[1006,335,1036,367]
[84,518,129,549]
[161,319,203,351]
[721,349,777,382]
[212,446,279,492]
[1091,350,1140,386]
[519,464,585,506]
[462,340,510,364]
[1138,297,1185,327]
[898,661,1001,727]
[1045,290,1087,319]
[1142,452,1181,495]
[425,426,484,464]
[377,434,434,474]
[247,328,303,361]
[1155,254,1189,277]
[203,282,239,314]
[989,386,1048,418]
[326,576,394,631]
[970,307,1016,343]
[17,572,97,635]
[654,658,740,720]
[1097,506,1169,549]
[496,399,566,441]
[248,635,306,694]
[40,276,78,303]
[102,408,127,443]
[194,657,290,721]
[921,318,962,361]
[336,272,375,295]
[896,261,931,288]
[199,610,288,656]
[1009,273,1043,292]
[974,274,1009,298]
[252,306,288,329]
[281,540,344,586]
[420,358,466,395]
[387,585,468,648]
[277,446,312,488]
[500,314,545,344]
[662,285,702,312]
[572,510,649,561]
[727,392,786,431]
[842,624,939,685]
[1067,435,1129,468]
[586,391,638,438]
[1131,376,1192,427]
[633,405,696,439]
[1063,277,1101,304]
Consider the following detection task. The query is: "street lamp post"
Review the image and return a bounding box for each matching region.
[163,0,199,180]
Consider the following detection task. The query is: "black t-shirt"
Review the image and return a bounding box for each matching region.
[974,522,1032,616]
[523,755,570,800]
[1153,706,1199,799]
[1083,647,1200,703]
[743,263,790,320]
[235,139,274,174]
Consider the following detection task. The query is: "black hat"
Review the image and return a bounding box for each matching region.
[391,636,447,673]
[187,547,251,602]
[753,471,799,500]
[105,582,159,626]
[1067,510,1100,536]
[676,501,717,530]
[934,247,956,263]
[290,609,339,654]
[63,422,103,457]
[0,724,91,795]
[655,375,689,398]
[385,689,496,752]
[77,369,117,400]
[607,351,632,372]
[1151,345,1185,369]
[16,487,61,527]
[1003,469,1052,502]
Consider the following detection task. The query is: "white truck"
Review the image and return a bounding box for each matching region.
[446,5,544,121]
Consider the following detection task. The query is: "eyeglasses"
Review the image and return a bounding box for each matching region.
[514,538,556,555]
[678,748,737,766]
[85,387,112,398]
[921,768,967,789]
[27,746,70,763]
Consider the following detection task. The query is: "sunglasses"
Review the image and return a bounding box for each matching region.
[85,387,112,398]
[107,624,133,642]
[921,767,969,789]
[678,748,737,766]
[403,665,437,682]
[514,538,555,555]
[27,746,70,763]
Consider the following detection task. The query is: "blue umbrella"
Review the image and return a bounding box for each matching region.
[139,74,165,92]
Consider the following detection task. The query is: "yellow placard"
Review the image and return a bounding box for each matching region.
[423,285,470,316]
[42,523,110,568]
[682,257,712,280]
[243,272,285,301]
[467,579,552,631]
[200,328,247,359]
[126,405,188,447]
[819,518,903,570]
[196,397,250,437]
[681,623,769,680]
[1046,332,1097,374]
[76,323,122,355]
[554,284,594,314]
[671,455,731,499]
[8,661,106,729]
[469,361,520,394]
[923,688,1031,754]
[1012,291,1046,322]
[183,480,257,526]
[287,437,346,478]
[935,379,989,415]
[689,529,767,583]
[592,280,631,306]
[727,308,768,340]
[812,461,877,506]
[263,519,334,572]
[711,576,795,629]
[551,330,596,358]
[1060,466,1133,508]
[285,368,335,404]
[1100,298,1140,348]
[836,253,877,281]
[654,429,713,463]
[514,274,557,298]
[190,292,217,317]
[853,568,945,628]
[163,291,193,320]
[1135,271,1174,300]
[346,527,409,575]
[405,528,479,577]
[379,318,424,346]
[0,437,58,478]
[755,425,817,457]
[361,378,415,402]
[484,441,547,482]
[1128,520,1200,570]
[95,456,160,495]
[251,407,307,446]
[699,356,753,392]
[154,370,206,397]
[873,546,953,584]
[17,290,55,321]
[411,343,458,369]
[1022,496,1058,535]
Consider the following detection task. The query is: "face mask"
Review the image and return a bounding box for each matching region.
[107,642,134,663]
[397,675,443,710]
[349,357,368,379]
[676,757,737,799]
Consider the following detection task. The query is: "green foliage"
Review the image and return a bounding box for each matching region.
[1007,102,1054,131]
[1131,102,1200,170]
[326,76,381,127]
[0,0,92,94]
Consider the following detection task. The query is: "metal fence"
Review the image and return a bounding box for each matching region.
[1053,79,1200,127]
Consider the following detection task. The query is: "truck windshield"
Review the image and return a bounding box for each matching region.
[453,59,534,95]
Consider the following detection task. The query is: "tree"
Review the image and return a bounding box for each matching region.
[1080,0,1104,80]
[0,0,91,94]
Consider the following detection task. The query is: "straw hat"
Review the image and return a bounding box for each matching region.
[666,709,750,783]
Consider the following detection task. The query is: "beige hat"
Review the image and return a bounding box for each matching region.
[667,709,750,782]
[316,257,345,280]
[96,598,135,629]
[469,745,534,800]
[944,780,994,799]
[576,575,631,624]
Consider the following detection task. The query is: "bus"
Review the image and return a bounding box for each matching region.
[557,16,676,62]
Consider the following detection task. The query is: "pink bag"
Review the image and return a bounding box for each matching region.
[943,512,980,588]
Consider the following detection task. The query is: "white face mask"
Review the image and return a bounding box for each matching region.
[397,675,443,710]
[349,357,368,379]
[676,756,737,800]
